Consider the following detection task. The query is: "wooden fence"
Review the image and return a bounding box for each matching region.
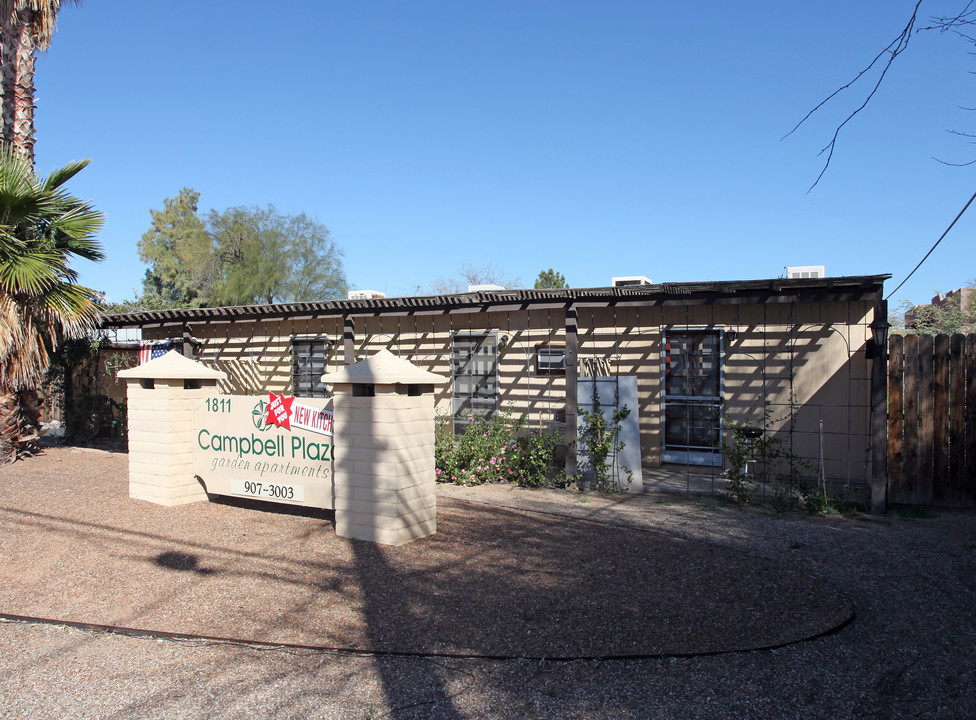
[887,333,976,508]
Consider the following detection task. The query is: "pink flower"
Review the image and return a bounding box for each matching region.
[490,458,496,465]
[461,469,466,474]
[452,476,457,481]
[508,470,513,475]
[436,468,441,476]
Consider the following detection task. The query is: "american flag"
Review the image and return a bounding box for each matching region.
[138,341,173,365]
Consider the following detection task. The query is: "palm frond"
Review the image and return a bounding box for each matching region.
[0,145,104,399]
[0,249,68,295]
[0,1,77,51]
[42,157,90,191]
[0,293,19,361]
[0,228,25,256]
[46,201,105,259]
[0,306,47,392]
[32,281,100,330]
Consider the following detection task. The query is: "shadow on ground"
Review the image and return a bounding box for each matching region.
[0,450,852,658]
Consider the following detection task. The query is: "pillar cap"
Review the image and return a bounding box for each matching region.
[321,349,445,385]
[118,350,226,380]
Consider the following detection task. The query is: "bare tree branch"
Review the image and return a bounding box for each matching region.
[426,263,521,295]
[921,0,976,32]
[933,156,976,165]
[784,0,924,191]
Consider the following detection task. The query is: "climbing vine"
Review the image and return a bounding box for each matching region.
[45,338,133,444]
[576,382,631,492]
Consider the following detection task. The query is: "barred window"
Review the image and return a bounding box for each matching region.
[292,337,331,397]
[452,334,498,431]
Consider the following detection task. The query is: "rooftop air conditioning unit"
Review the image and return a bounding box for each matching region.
[786,265,825,279]
[347,289,386,300]
[612,275,653,287]
[467,284,506,292]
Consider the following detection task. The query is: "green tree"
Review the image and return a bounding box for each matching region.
[207,205,286,306]
[96,291,173,316]
[534,268,568,289]
[276,210,348,302]
[0,148,104,460]
[1,1,78,162]
[138,192,348,307]
[137,188,215,307]
[207,205,347,305]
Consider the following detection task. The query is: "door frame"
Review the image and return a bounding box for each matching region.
[661,326,725,466]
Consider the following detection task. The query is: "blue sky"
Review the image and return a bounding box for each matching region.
[33,0,976,308]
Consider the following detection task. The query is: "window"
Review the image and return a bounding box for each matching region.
[452,334,498,431]
[292,337,331,397]
[535,344,566,375]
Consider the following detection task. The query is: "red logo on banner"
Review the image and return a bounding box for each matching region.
[265,392,295,430]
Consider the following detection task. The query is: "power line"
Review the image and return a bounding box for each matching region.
[886,188,976,300]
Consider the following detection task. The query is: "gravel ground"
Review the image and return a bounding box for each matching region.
[0,446,974,719]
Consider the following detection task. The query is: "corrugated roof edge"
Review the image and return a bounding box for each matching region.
[99,274,891,328]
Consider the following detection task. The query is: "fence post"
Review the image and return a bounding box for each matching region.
[870,301,888,514]
[887,335,904,502]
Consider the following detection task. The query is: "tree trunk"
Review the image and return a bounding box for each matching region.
[0,8,37,163]
[0,389,42,463]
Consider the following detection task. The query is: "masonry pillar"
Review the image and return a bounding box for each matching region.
[322,349,446,546]
[118,351,226,507]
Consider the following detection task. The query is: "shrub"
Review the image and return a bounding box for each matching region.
[720,408,856,513]
[435,410,564,487]
[509,425,563,488]
[719,411,781,505]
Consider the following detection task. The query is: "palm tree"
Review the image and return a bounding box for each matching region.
[0,147,103,460]
[0,1,77,162]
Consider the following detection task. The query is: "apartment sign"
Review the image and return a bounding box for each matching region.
[192,393,335,509]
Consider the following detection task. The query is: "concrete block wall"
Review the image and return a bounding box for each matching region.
[333,390,437,545]
[126,379,213,506]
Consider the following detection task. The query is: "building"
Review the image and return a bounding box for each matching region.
[904,287,975,331]
[100,274,889,498]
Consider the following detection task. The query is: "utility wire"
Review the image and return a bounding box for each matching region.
[886,188,976,300]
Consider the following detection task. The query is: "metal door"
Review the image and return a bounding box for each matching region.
[662,330,723,466]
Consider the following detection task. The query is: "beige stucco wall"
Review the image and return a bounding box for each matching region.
[138,297,875,492]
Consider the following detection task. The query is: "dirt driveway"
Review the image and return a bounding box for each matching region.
[0,446,974,719]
